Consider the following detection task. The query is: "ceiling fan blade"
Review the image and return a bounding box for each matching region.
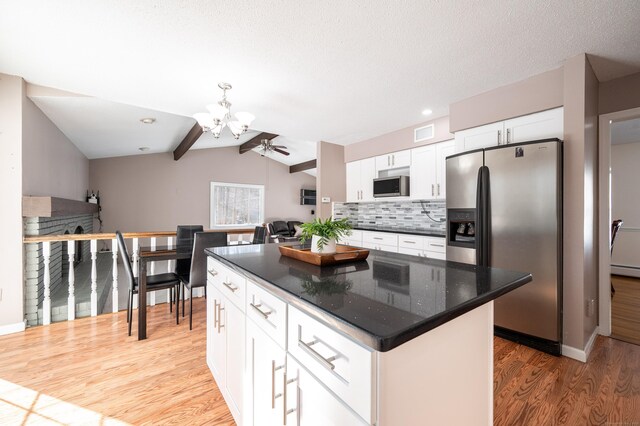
[273,147,290,156]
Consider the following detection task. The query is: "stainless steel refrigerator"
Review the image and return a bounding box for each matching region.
[446,138,562,355]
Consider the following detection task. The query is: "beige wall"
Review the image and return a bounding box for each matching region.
[611,142,640,269]
[89,147,316,232]
[344,115,454,163]
[449,67,564,132]
[599,71,640,115]
[22,97,89,201]
[0,74,25,332]
[316,141,346,218]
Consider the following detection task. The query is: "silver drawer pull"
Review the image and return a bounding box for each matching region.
[403,240,416,244]
[208,269,218,276]
[222,281,238,292]
[298,339,336,371]
[282,372,297,425]
[272,360,284,408]
[373,237,383,240]
[430,243,444,248]
[250,302,272,319]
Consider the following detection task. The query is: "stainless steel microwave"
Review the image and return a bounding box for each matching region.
[373,175,410,197]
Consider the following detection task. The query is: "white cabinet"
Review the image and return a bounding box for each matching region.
[504,107,563,144]
[410,140,454,200]
[207,259,245,424]
[397,235,446,259]
[362,231,398,252]
[284,354,368,426]
[346,158,376,202]
[245,318,286,426]
[455,107,563,153]
[435,140,455,199]
[375,149,411,172]
[454,121,504,152]
[339,229,363,247]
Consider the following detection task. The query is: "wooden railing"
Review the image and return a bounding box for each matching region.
[23,229,254,326]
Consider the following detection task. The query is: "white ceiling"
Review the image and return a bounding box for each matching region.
[611,117,640,145]
[2,1,640,153]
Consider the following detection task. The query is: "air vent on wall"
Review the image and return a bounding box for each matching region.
[414,124,434,143]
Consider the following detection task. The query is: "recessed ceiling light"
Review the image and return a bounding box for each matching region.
[140,117,156,124]
[422,109,433,116]
[138,147,150,152]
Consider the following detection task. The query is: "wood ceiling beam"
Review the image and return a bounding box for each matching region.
[239,132,278,154]
[289,159,317,173]
[173,123,204,161]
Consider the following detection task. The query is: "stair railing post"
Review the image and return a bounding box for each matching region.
[42,241,51,325]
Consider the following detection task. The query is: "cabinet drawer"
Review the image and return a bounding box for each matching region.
[362,231,398,246]
[246,279,287,349]
[398,234,426,249]
[211,260,246,312]
[425,251,446,260]
[425,237,446,253]
[287,306,374,424]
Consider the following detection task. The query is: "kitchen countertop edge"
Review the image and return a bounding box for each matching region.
[205,248,531,352]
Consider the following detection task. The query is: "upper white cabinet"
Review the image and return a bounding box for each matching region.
[346,157,376,202]
[375,150,411,172]
[410,140,454,200]
[454,107,563,153]
[504,107,564,144]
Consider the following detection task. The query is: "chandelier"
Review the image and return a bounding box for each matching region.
[193,82,255,139]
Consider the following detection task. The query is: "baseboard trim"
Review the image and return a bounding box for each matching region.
[611,265,640,278]
[562,327,599,363]
[0,321,26,336]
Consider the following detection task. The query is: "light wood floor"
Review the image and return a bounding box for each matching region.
[612,274,640,346]
[1,302,639,425]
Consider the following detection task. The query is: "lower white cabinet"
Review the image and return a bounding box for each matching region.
[245,318,286,426]
[206,282,245,423]
[285,354,368,426]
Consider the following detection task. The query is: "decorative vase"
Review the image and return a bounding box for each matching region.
[311,235,337,254]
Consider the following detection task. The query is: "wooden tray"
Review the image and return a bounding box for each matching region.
[278,244,369,266]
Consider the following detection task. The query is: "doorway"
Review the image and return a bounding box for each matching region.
[599,108,640,343]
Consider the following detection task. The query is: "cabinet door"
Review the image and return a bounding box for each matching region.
[454,121,504,153]
[375,154,392,172]
[505,107,563,144]
[360,157,376,201]
[345,161,361,202]
[225,299,245,422]
[246,319,285,426]
[285,355,368,426]
[391,150,411,168]
[435,140,455,199]
[410,144,437,199]
[208,285,227,389]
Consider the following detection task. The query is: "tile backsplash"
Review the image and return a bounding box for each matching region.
[333,200,446,234]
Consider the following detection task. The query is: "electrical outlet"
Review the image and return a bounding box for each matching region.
[586,299,596,317]
[0,288,3,302]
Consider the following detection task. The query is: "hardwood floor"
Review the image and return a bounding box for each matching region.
[0,299,234,426]
[612,274,640,346]
[1,302,639,425]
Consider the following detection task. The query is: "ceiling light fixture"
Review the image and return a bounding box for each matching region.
[140,117,156,124]
[193,82,255,140]
[422,109,433,116]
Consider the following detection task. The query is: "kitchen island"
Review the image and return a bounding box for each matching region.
[205,243,531,426]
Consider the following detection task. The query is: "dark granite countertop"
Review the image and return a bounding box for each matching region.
[353,227,445,238]
[206,244,531,352]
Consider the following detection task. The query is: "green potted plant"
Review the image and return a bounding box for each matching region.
[299,217,352,254]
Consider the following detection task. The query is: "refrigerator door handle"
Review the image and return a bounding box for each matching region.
[475,166,490,267]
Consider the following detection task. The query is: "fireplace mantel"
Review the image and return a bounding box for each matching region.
[23,196,99,218]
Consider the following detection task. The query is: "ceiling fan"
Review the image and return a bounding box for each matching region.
[259,139,290,156]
